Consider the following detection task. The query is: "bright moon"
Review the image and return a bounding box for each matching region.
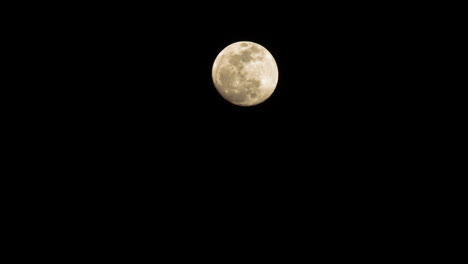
[212,41,279,106]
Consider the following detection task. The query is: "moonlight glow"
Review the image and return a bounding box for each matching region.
[212,41,279,106]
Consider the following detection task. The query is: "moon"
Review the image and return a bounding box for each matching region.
[212,41,279,106]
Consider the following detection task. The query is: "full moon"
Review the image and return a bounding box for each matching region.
[212,41,279,106]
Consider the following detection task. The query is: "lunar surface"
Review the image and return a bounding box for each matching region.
[212,41,278,106]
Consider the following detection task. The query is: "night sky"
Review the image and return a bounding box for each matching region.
[21,3,434,253]
[71,7,413,150]
[49,3,427,183]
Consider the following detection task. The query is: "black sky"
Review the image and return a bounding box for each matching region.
[16,3,437,250]
[70,5,415,144]
[38,2,429,198]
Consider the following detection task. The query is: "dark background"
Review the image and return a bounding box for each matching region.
[4,3,444,257]
[30,3,431,194]
[3,2,450,258]
[19,3,434,247]
[50,4,423,169]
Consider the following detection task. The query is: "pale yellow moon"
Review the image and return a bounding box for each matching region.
[212,41,279,106]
